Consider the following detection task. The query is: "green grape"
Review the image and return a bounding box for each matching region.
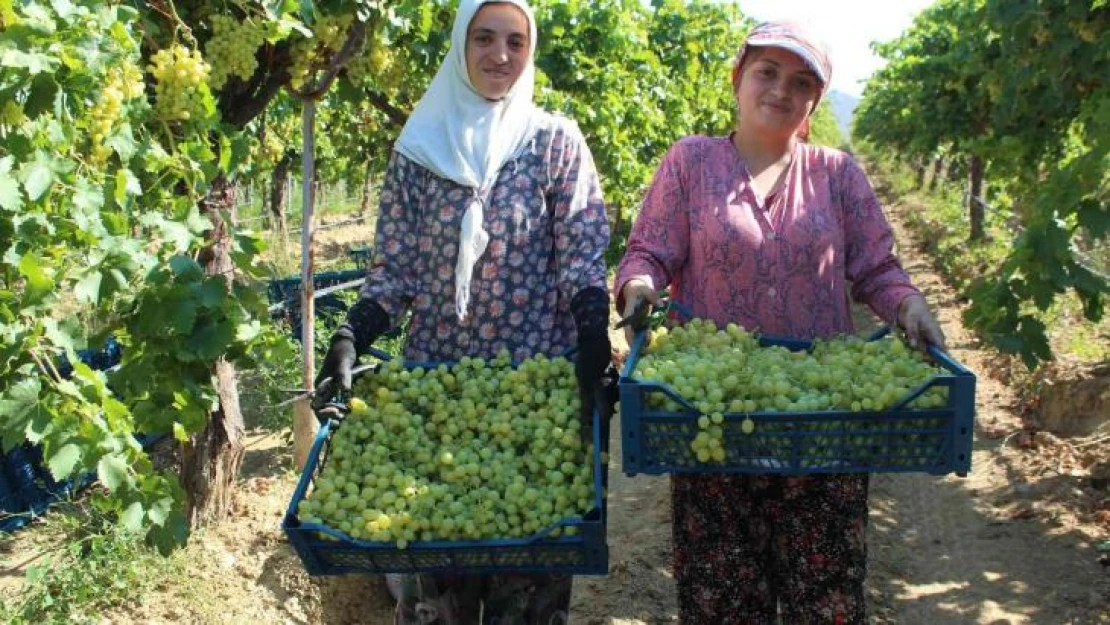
[289,12,356,91]
[637,318,950,466]
[147,44,213,122]
[301,352,596,543]
[205,15,269,90]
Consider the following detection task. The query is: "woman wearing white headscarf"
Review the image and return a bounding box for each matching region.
[315,0,612,621]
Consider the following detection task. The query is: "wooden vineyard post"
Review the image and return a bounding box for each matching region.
[293,98,319,471]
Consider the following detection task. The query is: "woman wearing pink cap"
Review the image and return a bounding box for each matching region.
[615,21,945,623]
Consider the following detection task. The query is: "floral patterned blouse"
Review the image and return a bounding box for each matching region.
[361,113,609,362]
[615,135,919,340]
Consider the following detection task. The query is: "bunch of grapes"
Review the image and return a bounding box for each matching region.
[297,352,600,548]
[345,41,392,83]
[289,13,355,91]
[637,319,950,465]
[204,15,269,90]
[147,44,212,122]
[86,62,145,163]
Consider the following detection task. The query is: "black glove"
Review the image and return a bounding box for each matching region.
[313,298,390,412]
[572,287,615,442]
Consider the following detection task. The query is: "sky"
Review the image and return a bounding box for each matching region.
[734,0,935,97]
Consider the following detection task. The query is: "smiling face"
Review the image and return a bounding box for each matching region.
[734,46,821,138]
[465,3,531,101]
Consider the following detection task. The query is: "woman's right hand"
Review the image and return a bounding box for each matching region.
[619,278,662,348]
[897,294,946,353]
[312,328,358,413]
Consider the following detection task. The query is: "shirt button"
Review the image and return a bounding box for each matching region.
[767,287,777,297]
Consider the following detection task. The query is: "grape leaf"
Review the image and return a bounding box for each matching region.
[119,501,144,533]
[47,443,81,480]
[74,269,102,305]
[18,253,54,302]
[97,453,132,491]
[21,158,54,200]
[0,160,22,211]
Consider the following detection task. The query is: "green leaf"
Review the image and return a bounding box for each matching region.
[106,124,138,161]
[193,278,226,307]
[190,319,235,361]
[47,443,81,480]
[113,168,141,207]
[147,495,172,526]
[72,177,104,212]
[119,501,144,533]
[0,170,21,211]
[74,269,102,305]
[21,159,55,201]
[170,298,197,335]
[236,320,261,342]
[97,454,132,492]
[42,317,75,353]
[150,509,188,555]
[1,377,44,449]
[18,253,54,302]
[50,0,76,18]
[184,205,211,234]
[168,255,203,280]
[0,49,57,75]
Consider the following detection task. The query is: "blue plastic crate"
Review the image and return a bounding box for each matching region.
[618,330,976,477]
[347,245,373,271]
[0,339,163,534]
[282,355,610,576]
[265,269,367,308]
[267,269,378,341]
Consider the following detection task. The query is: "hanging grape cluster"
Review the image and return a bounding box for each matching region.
[87,62,145,163]
[345,41,391,83]
[204,15,268,90]
[297,352,600,548]
[147,44,213,122]
[289,13,355,91]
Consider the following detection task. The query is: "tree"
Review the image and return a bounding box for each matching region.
[853,0,1107,367]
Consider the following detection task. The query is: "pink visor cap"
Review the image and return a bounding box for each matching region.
[737,21,832,92]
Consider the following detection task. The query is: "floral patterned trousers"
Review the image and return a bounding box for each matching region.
[389,572,572,625]
[671,473,869,625]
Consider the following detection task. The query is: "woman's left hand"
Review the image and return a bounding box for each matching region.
[897,294,946,352]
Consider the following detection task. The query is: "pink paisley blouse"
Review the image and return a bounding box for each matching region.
[615,135,919,340]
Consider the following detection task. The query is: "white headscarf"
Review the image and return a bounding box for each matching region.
[394,0,541,322]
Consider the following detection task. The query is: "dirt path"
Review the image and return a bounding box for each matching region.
[862,197,1109,625]
[3,181,1108,624]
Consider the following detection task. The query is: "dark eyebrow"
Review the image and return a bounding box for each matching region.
[470,26,528,39]
[755,57,818,80]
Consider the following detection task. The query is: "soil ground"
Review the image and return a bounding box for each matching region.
[1,177,1108,624]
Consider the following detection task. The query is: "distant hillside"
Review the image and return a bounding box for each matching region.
[827,89,860,142]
